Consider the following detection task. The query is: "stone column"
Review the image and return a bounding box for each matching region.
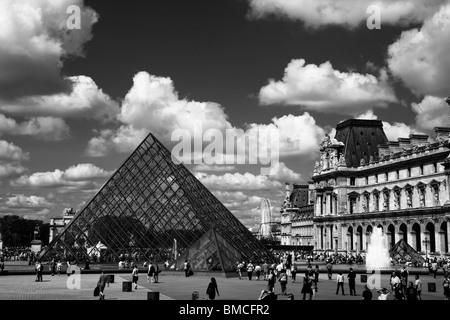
[329,194,333,215]
[317,195,322,215]
[435,226,442,254]
[401,189,407,209]
[426,186,433,207]
[407,224,415,250]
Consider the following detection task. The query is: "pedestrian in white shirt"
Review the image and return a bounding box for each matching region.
[336,272,345,295]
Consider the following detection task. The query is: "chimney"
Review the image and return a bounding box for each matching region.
[434,127,450,142]
[397,137,411,150]
[409,134,429,147]
[378,144,389,158]
[388,141,401,154]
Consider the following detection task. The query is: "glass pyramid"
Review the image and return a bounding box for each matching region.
[39,133,276,268]
[389,239,425,265]
[172,228,246,274]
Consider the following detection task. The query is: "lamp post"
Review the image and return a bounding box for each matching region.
[422,237,430,262]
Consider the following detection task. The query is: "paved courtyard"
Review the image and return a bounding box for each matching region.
[0,270,447,300]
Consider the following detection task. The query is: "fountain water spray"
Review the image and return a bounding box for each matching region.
[366,227,391,270]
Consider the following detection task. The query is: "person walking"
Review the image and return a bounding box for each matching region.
[326,260,333,280]
[414,274,422,300]
[154,263,160,283]
[131,265,139,290]
[432,260,439,279]
[301,273,313,300]
[347,267,357,296]
[147,261,156,283]
[443,274,450,300]
[97,270,109,300]
[206,277,220,300]
[184,260,190,277]
[290,265,297,283]
[56,260,62,276]
[278,268,288,295]
[255,264,261,280]
[262,261,269,280]
[246,261,255,281]
[50,258,56,276]
[314,264,320,283]
[336,272,345,295]
[66,260,71,277]
[35,261,40,282]
[311,278,318,300]
[237,261,244,279]
[362,284,372,300]
[0,258,4,273]
[267,269,276,293]
[405,282,417,300]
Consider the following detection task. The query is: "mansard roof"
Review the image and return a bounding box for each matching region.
[334,119,388,168]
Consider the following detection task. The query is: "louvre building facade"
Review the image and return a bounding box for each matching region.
[311,119,450,257]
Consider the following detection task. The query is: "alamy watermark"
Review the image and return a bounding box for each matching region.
[66,265,82,290]
[66,5,81,30]
[171,125,280,176]
[367,5,381,29]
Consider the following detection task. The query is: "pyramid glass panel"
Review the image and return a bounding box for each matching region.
[39,133,276,266]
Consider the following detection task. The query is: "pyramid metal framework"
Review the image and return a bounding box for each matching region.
[389,239,426,265]
[172,228,246,274]
[39,133,276,268]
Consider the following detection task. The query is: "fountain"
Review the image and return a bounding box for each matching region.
[365,227,391,270]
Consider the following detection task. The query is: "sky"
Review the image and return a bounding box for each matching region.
[0,0,450,229]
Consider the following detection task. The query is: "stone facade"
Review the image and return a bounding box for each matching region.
[280,183,314,246]
[312,120,450,257]
[49,210,75,243]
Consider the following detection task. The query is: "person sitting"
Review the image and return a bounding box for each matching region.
[377,288,391,300]
[258,289,277,301]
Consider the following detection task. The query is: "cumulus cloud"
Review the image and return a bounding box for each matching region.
[0,163,27,179]
[269,161,302,182]
[0,76,120,122]
[0,114,70,141]
[85,72,232,157]
[412,96,450,133]
[85,126,149,157]
[247,0,446,28]
[85,71,326,167]
[11,163,112,188]
[246,113,325,158]
[0,194,53,219]
[192,164,236,172]
[0,0,98,99]
[0,140,30,161]
[119,72,232,136]
[63,163,114,180]
[195,171,282,191]
[5,194,52,208]
[259,59,397,115]
[388,4,450,97]
[355,109,415,141]
[0,139,29,179]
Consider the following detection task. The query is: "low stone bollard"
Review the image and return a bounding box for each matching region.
[428,283,436,292]
[360,275,367,283]
[147,292,160,300]
[108,275,114,283]
[122,281,132,292]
